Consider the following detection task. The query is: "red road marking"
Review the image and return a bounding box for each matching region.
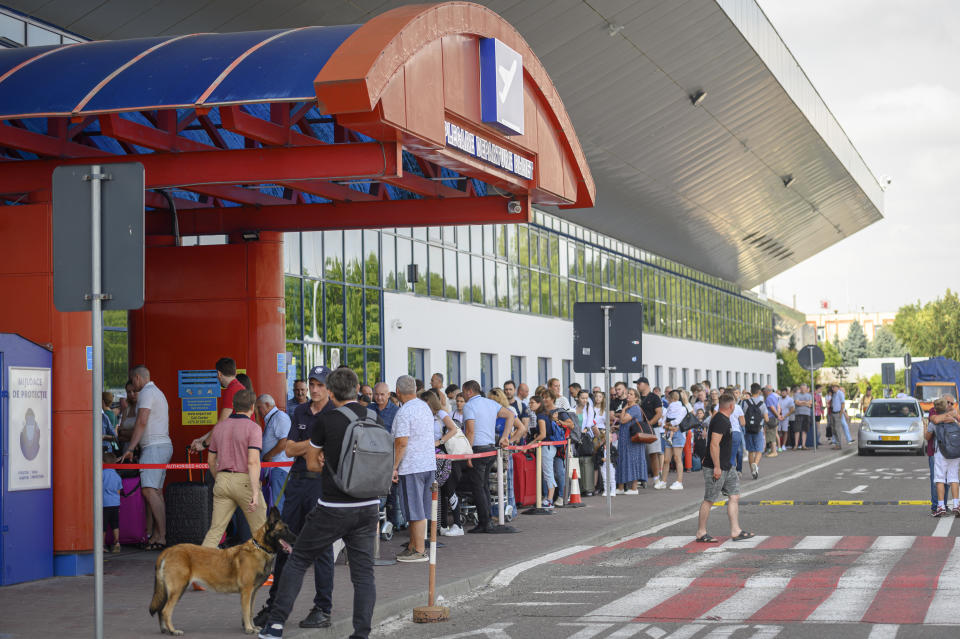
[683,538,729,553]
[862,536,954,624]
[610,536,661,550]
[834,536,874,551]
[748,550,863,622]
[636,554,765,622]
[554,546,616,565]
[755,536,801,550]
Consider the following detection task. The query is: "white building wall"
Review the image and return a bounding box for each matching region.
[383,292,776,390]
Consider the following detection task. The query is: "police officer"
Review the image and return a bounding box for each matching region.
[254,365,335,629]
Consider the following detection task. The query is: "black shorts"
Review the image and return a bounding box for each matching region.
[103,505,119,530]
[791,415,809,434]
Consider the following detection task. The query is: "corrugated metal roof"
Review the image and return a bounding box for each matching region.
[2,0,883,288]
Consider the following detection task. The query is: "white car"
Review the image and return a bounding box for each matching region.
[857,398,925,456]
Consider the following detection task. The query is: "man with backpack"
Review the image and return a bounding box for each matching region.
[260,367,391,639]
[741,384,768,479]
[926,396,960,517]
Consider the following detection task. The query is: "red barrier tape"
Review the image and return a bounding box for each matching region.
[106,441,572,467]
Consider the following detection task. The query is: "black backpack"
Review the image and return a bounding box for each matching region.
[693,428,707,459]
[743,399,764,434]
[936,422,960,460]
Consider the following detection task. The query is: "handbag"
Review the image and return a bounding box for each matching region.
[575,431,595,457]
[443,426,473,456]
[630,419,657,444]
[679,411,699,432]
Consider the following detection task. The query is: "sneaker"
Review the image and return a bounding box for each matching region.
[505,505,515,521]
[554,498,564,507]
[396,548,429,563]
[299,606,331,629]
[253,606,271,628]
[934,506,948,517]
[954,507,960,518]
[766,451,778,458]
[656,480,667,489]
[380,521,393,537]
[751,463,759,480]
[542,499,553,508]
[445,524,464,537]
[111,543,121,553]
[669,482,683,490]
[623,489,639,495]
[259,623,283,639]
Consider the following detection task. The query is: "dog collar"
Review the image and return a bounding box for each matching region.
[250,538,274,555]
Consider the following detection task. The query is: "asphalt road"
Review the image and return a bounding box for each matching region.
[374,450,958,639]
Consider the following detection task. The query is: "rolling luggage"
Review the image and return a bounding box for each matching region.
[118,477,148,545]
[513,451,537,507]
[577,456,596,494]
[165,449,213,546]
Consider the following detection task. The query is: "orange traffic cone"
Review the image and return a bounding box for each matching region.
[565,467,586,508]
[263,573,274,586]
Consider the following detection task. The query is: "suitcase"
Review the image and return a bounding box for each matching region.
[577,456,596,494]
[513,452,537,507]
[165,449,213,546]
[117,476,148,545]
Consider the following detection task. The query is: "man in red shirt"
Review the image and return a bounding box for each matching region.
[192,357,246,452]
[201,389,266,547]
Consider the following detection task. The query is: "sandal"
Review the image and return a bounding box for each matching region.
[145,541,167,551]
[732,531,756,541]
[695,534,718,543]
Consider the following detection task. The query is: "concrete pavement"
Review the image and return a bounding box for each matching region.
[0,447,897,638]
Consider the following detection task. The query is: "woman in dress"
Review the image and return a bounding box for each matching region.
[419,390,462,536]
[592,392,615,495]
[614,388,648,495]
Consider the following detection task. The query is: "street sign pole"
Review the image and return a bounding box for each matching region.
[88,165,107,639]
[809,348,816,455]
[602,305,613,518]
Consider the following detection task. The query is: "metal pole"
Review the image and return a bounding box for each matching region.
[809,348,817,456]
[602,305,613,518]
[496,449,505,526]
[90,165,105,639]
[535,445,542,507]
[428,482,438,606]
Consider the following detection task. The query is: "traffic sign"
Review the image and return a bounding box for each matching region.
[573,302,643,373]
[798,344,825,371]
[52,162,145,312]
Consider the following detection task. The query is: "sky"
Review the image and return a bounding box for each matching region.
[755,0,959,315]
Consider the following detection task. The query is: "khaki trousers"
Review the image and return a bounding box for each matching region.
[201,471,267,548]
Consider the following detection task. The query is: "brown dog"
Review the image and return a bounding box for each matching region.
[149,507,295,635]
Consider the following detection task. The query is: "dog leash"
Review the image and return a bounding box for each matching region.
[274,470,291,508]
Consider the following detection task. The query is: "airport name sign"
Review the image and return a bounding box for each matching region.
[444,121,534,180]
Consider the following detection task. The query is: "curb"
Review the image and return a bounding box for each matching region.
[293,447,855,635]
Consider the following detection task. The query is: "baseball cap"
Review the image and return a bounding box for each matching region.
[308,365,331,384]
[633,376,649,385]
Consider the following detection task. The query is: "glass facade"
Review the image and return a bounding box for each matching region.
[282,209,775,382]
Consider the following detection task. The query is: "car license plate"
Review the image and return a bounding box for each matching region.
[881,435,899,441]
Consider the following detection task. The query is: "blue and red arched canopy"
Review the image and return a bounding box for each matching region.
[0,2,594,234]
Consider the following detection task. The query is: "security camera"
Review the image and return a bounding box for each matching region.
[391,319,403,331]
[507,200,523,214]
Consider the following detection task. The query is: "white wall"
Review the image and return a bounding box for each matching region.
[383,292,776,390]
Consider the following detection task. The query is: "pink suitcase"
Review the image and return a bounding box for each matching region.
[118,476,148,545]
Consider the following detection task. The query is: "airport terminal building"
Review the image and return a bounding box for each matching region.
[0,1,882,577]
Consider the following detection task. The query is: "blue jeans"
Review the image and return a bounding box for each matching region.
[265,475,335,613]
[268,503,378,639]
[554,450,566,498]
[730,432,744,472]
[808,417,822,447]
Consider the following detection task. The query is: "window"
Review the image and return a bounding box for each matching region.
[538,357,550,386]
[694,369,701,384]
[642,364,648,379]
[736,372,741,387]
[682,368,689,388]
[752,373,757,384]
[716,370,723,388]
[562,359,573,392]
[481,353,496,392]
[726,371,732,386]
[1,13,25,45]
[446,351,463,387]
[408,348,426,382]
[668,367,677,388]
[510,356,524,385]
[654,365,663,389]
[766,374,772,387]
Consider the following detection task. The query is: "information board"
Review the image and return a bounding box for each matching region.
[177,370,220,426]
[7,367,52,491]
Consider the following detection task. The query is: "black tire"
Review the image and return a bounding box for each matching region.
[165,482,213,545]
[857,447,869,456]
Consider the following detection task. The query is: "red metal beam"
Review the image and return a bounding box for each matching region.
[147,195,531,236]
[0,121,112,158]
[221,106,466,199]
[0,142,401,193]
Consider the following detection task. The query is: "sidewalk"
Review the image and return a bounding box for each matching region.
[1,448,843,638]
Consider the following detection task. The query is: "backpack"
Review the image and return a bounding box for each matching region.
[743,399,764,434]
[332,406,395,499]
[547,418,567,442]
[679,410,699,432]
[935,422,960,460]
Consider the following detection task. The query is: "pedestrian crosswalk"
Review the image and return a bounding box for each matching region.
[544,535,960,626]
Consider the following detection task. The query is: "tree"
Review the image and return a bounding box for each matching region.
[892,290,960,359]
[841,320,869,366]
[777,348,807,388]
[819,340,843,367]
[787,333,797,351]
[869,326,906,357]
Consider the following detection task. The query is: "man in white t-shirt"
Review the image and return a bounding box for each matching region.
[121,365,172,548]
[728,388,746,473]
[392,375,437,562]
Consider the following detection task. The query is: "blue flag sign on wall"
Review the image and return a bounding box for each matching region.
[479,37,524,136]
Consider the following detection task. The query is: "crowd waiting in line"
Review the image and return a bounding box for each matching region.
[106,357,867,639]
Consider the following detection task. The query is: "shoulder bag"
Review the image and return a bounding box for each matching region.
[628,409,657,444]
[443,426,474,456]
